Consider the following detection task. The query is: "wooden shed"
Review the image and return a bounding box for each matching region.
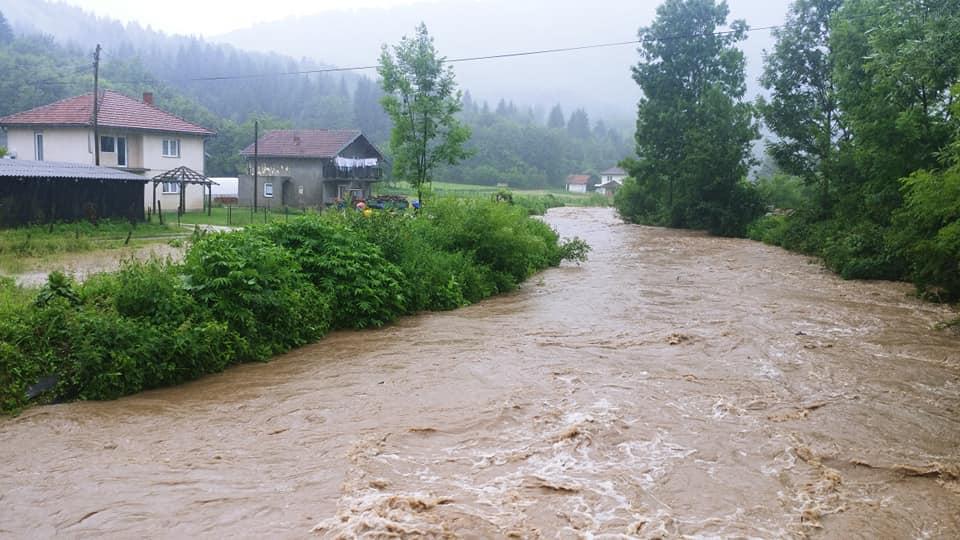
[0,159,147,226]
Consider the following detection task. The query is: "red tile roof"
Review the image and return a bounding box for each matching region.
[0,91,214,136]
[566,174,592,185]
[240,130,369,159]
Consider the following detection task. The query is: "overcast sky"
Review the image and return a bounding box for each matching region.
[44,0,792,124]
[56,0,452,36]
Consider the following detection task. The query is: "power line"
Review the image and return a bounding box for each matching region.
[22,22,783,88]
[147,24,783,83]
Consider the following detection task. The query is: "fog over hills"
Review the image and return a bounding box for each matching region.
[219,0,791,127]
[0,0,791,130]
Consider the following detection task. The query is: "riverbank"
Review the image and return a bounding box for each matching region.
[0,198,588,413]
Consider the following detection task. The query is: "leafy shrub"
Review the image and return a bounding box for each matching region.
[891,166,960,299]
[746,214,789,245]
[820,222,905,280]
[256,216,405,329]
[426,198,564,292]
[183,231,331,360]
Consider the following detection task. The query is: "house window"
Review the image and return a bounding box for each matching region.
[100,136,115,153]
[263,183,273,198]
[34,132,44,161]
[162,139,180,157]
[162,182,180,194]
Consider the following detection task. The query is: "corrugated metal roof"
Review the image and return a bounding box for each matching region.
[0,90,215,136]
[0,159,149,182]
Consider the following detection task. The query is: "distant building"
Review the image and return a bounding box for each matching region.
[596,166,628,196]
[0,90,215,213]
[238,129,384,208]
[565,174,592,193]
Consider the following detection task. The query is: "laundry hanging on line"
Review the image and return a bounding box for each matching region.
[335,157,379,169]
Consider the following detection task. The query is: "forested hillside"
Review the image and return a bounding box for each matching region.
[0,2,630,186]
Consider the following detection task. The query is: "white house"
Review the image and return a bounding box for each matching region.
[596,166,628,196]
[0,90,215,212]
[565,174,592,193]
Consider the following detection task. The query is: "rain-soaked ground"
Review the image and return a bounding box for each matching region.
[6,242,185,288]
[1,207,958,538]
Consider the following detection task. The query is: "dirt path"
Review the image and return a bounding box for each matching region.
[1,207,957,538]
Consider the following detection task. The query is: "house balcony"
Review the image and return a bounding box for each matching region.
[322,164,383,180]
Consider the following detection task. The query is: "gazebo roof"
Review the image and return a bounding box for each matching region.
[151,166,217,186]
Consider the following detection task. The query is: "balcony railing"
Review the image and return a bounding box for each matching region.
[323,164,383,179]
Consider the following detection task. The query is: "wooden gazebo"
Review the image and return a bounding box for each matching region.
[151,166,217,216]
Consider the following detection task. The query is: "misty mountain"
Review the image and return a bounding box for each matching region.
[219,0,790,127]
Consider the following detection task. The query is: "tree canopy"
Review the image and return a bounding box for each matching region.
[616,0,761,236]
[377,23,471,204]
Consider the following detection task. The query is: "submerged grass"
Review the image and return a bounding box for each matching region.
[0,220,182,272]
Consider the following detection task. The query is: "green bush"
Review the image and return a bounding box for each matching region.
[426,198,564,292]
[183,231,331,360]
[746,214,789,245]
[256,216,405,329]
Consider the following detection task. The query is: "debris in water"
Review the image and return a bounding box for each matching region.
[667,333,690,345]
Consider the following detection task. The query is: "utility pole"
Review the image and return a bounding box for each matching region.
[92,44,101,166]
[253,120,259,212]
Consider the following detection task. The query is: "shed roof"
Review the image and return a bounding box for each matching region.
[0,91,214,136]
[0,159,149,182]
[566,174,592,185]
[240,129,374,159]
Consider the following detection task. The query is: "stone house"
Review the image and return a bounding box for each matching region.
[238,130,384,208]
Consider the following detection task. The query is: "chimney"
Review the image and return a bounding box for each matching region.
[142,92,154,106]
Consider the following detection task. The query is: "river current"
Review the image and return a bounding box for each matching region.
[1,207,958,538]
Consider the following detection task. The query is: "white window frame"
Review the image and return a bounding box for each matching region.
[162,138,180,158]
[162,182,180,194]
[34,132,44,161]
[263,183,274,198]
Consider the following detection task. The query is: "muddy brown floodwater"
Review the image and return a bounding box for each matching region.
[1,207,959,539]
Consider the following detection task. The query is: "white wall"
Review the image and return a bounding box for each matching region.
[140,134,206,212]
[5,127,93,163]
[567,184,587,193]
[6,127,209,212]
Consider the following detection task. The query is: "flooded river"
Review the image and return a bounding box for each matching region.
[1,207,958,538]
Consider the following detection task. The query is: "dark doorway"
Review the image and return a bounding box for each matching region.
[281,179,293,207]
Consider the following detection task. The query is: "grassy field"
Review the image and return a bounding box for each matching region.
[0,220,184,274]
[375,181,611,205]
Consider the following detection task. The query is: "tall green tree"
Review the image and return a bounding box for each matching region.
[378,23,471,205]
[547,104,566,129]
[567,109,591,139]
[759,0,844,211]
[618,0,760,236]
